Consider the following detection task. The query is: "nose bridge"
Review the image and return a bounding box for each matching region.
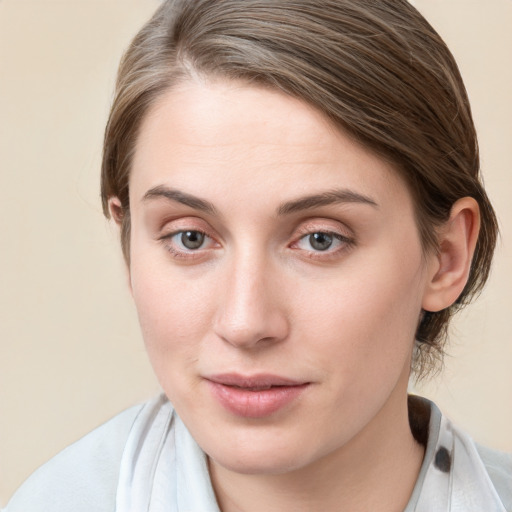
[214,245,288,348]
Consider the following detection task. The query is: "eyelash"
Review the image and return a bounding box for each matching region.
[158,229,217,261]
[290,229,355,260]
[158,225,354,262]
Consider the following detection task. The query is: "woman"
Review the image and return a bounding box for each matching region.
[4,0,511,510]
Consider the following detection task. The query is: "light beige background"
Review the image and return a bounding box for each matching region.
[0,0,511,506]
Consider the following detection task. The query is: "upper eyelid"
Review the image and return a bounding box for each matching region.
[293,220,354,238]
[160,227,209,238]
[159,214,208,226]
[158,217,216,237]
[295,225,351,236]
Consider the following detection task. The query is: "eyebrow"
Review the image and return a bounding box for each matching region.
[142,185,218,215]
[277,189,378,215]
[142,185,378,217]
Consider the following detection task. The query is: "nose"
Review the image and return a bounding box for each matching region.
[213,253,289,349]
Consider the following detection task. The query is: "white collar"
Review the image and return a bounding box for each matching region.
[407,397,506,511]
[116,394,506,511]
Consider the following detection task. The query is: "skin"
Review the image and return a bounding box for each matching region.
[113,79,479,511]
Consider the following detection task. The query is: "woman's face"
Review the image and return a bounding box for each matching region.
[127,80,435,474]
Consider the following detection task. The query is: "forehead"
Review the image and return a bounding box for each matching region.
[130,79,411,213]
[134,80,338,169]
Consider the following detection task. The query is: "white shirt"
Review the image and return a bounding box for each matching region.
[4,394,511,511]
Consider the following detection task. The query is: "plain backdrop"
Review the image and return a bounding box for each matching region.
[0,0,511,505]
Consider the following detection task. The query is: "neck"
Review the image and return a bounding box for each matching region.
[209,386,424,512]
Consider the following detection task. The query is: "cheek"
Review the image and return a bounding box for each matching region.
[292,245,426,376]
[129,258,216,375]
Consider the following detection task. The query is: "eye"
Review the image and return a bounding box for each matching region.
[159,228,219,260]
[305,232,334,251]
[293,230,353,255]
[178,230,206,250]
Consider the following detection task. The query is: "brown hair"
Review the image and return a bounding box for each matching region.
[101,0,498,377]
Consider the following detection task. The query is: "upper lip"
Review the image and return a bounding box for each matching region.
[205,373,308,388]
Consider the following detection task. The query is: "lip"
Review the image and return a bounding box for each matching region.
[205,373,310,418]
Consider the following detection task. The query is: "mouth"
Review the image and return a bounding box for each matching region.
[205,373,310,418]
[207,373,306,388]
[230,385,276,391]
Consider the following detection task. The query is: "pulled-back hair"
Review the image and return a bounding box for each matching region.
[101,0,498,378]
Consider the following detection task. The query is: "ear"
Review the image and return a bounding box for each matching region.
[108,196,124,226]
[422,197,480,312]
[107,196,133,293]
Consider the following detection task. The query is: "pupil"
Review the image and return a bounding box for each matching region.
[181,231,204,250]
[310,232,332,251]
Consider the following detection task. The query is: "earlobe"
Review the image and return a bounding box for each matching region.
[108,196,124,226]
[422,197,481,312]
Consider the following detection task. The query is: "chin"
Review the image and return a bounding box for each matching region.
[210,448,307,476]
[203,425,324,476]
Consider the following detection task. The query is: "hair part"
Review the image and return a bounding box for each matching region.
[101,0,498,378]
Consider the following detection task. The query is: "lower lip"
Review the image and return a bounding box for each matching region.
[207,381,309,418]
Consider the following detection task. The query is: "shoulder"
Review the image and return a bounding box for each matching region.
[476,443,512,511]
[409,396,512,511]
[3,402,144,512]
